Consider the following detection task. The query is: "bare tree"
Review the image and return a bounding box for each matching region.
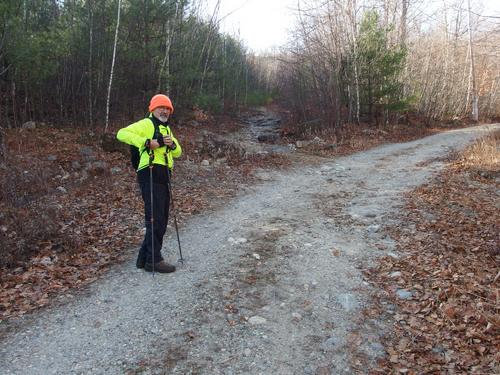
[105,0,122,132]
[400,0,408,47]
[199,0,221,95]
[467,0,478,121]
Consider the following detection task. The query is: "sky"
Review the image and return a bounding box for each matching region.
[202,0,500,54]
[202,0,298,53]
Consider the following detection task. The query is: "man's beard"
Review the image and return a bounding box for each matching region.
[157,114,169,123]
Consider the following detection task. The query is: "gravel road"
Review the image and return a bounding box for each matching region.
[1,123,497,374]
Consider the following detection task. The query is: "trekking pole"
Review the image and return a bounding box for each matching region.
[148,149,155,276]
[167,168,183,264]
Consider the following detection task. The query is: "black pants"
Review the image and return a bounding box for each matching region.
[138,179,170,264]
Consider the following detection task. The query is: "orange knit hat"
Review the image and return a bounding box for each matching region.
[149,94,174,113]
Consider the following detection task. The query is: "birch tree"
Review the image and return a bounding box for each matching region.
[105,0,122,132]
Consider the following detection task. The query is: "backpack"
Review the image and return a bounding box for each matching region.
[130,118,162,170]
[130,145,142,170]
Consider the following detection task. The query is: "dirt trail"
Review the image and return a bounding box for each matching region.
[1,123,497,374]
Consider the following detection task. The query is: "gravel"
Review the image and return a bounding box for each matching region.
[1,124,497,374]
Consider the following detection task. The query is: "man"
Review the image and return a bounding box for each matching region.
[117,94,182,273]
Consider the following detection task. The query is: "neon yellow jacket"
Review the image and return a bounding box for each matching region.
[116,116,182,171]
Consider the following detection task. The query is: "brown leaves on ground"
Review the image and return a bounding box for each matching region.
[365,130,499,374]
[283,121,447,158]
[0,119,289,322]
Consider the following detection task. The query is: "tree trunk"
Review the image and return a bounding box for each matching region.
[400,0,408,48]
[198,0,220,95]
[105,0,122,133]
[0,126,5,162]
[467,0,478,121]
[88,0,94,128]
[158,23,172,93]
[11,80,17,128]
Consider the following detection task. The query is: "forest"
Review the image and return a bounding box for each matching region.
[0,0,266,129]
[0,0,498,132]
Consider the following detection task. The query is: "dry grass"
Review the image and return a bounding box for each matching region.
[459,129,500,172]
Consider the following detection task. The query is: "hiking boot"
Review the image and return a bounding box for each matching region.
[144,261,176,273]
[136,254,146,269]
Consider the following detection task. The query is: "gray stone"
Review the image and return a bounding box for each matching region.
[389,271,402,278]
[86,161,108,174]
[336,293,358,312]
[201,160,210,167]
[396,289,413,299]
[248,316,267,325]
[47,155,57,161]
[368,341,385,354]
[80,146,94,157]
[312,136,323,144]
[187,120,201,127]
[432,345,446,354]
[291,312,302,321]
[215,157,227,166]
[366,224,380,233]
[22,121,36,130]
[320,337,336,351]
[56,186,67,194]
[110,167,122,175]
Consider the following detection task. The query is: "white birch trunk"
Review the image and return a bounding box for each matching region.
[105,0,122,132]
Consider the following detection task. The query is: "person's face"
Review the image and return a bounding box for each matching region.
[153,106,170,122]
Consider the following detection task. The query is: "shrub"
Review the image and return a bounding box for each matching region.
[194,94,223,114]
[245,91,274,107]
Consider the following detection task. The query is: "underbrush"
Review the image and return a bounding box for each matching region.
[279,110,481,158]
[0,129,97,268]
[0,126,144,320]
[282,120,438,157]
[0,154,63,268]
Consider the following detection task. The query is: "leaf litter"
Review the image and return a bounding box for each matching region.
[363,132,499,374]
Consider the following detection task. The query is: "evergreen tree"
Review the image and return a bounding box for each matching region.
[356,10,408,124]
